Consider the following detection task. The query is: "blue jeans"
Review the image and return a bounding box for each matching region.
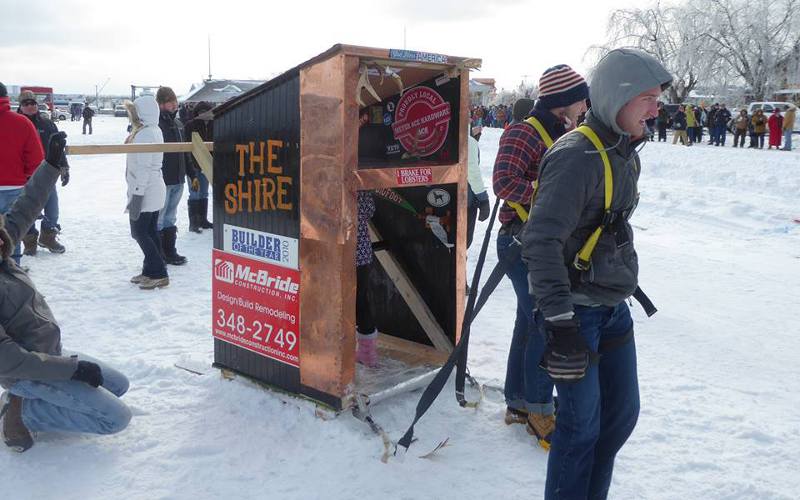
[497,233,554,415]
[714,125,726,145]
[26,186,60,236]
[10,352,131,435]
[130,210,167,278]
[0,187,24,264]
[783,130,793,151]
[187,172,209,200]
[157,183,184,231]
[545,303,638,500]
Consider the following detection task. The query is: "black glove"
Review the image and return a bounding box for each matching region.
[539,318,596,383]
[478,198,490,221]
[127,194,144,221]
[71,361,104,388]
[46,132,67,169]
[60,166,70,187]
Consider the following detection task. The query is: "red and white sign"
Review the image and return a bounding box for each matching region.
[212,249,300,367]
[391,86,451,157]
[395,166,433,185]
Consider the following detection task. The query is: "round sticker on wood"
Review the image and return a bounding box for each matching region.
[391,86,451,157]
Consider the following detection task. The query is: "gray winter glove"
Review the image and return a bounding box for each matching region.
[127,195,144,221]
[478,199,491,221]
[60,166,70,186]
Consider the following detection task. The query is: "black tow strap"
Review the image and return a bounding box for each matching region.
[395,200,658,453]
[396,197,501,453]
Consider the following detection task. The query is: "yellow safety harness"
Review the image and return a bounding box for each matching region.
[504,118,614,271]
[505,116,554,222]
[571,125,613,271]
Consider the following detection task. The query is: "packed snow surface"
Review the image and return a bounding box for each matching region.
[3,120,798,499]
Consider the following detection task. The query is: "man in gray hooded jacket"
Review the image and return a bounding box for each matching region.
[521,49,671,498]
[0,135,132,452]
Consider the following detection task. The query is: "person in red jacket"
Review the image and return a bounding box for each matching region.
[767,108,784,149]
[0,82,44,265]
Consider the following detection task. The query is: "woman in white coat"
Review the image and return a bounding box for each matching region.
[125,95,168,289]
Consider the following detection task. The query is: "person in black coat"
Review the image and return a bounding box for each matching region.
[81,104,95,135]
[655,102,669,141]
[182,101,214,233]
[672,106,689,145]
[155,87,197,266]
[17,91,69,255]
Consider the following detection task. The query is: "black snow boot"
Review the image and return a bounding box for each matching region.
[199,198,213,229]
[188,199,203,234]
[160,226,188,265]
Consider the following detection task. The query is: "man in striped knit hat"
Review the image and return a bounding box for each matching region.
[492,64,588,450]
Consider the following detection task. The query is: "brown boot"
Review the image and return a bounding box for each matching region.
[21,233,38,256]
[526,413,556,451]
[504,407,528,426]
[1,393,34,453]
[38,227,66,254]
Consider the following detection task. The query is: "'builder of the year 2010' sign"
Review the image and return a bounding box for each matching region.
[211,225,300,367]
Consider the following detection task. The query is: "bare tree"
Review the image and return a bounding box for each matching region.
[699,0,800,100]
[590,1,717,103]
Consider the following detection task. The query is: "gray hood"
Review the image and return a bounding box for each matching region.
[133,94,159,127]
[589,48,672,135]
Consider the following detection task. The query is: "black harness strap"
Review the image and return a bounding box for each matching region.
[396,198,501,453]
[633,286,657,317]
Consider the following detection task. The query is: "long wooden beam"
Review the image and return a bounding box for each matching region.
[65,142,214,155]
[368,222,454,353]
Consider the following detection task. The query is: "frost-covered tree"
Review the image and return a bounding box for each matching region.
[591,1,717,103]
[697,0,800,100]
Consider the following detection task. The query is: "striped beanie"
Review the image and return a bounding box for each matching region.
[537,64,589,109]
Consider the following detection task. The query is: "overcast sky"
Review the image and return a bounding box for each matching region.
[1,0,637,97]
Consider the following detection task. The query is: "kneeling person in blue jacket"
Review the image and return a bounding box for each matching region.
[521,48,672,499]
[0,133,132,452]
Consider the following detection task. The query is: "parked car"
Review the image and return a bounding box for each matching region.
[747,102,800,133]
[52,106,69,121]
[114,104,128,117]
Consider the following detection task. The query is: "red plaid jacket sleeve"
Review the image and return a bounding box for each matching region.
[492,123,547,223]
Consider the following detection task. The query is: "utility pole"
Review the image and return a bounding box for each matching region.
[403,26,406,49]
[95,77,110,108]
[207,34,212,81]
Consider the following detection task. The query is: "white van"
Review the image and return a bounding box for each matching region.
[746,101,799,133]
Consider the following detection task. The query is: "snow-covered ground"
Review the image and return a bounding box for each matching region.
[3,119,798,499]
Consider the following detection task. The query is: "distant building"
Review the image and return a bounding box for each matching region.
[181,79,266,105]
[469,79,496,106]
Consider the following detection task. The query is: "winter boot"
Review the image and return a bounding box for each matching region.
[356,329,379,368]
[527,413,556,451]
[21,232,38,256]
[160,226,187,265]
[188,199,202,234]
[1,392,34,453]
[38,227,66,254]
[504,407,528,426]
[130,273,146,284]
[139,276,170,289]
[199,198,213,229]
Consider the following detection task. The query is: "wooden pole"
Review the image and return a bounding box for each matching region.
[65,142,214,155]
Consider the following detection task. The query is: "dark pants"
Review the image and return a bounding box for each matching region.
[466,201,478,248]
[83,119,92,134]
[755,133,765,148]
[497,232,554,415]
[713,125,726,145]
[545,303,638,500]
[130,211,167,278]
[657,124,667,141]
[734,130,747,147]
[694,126,703,142]
[356,264,375,334]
